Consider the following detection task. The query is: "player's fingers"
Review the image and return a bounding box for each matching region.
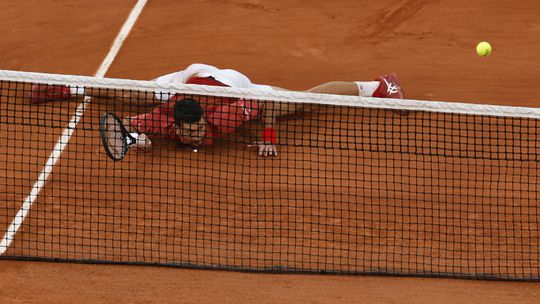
[262,145,272,157]
[263,146,276,157]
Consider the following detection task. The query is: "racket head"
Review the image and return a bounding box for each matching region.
[99,113,132,161]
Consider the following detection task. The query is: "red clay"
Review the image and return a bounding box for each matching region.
[1,0,540,303]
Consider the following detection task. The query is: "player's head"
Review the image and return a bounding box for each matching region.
[173,98,206,149]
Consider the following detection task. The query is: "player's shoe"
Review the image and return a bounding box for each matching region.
[30,84,71,104]
[373,73,404,99]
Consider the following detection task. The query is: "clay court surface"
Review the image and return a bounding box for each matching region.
[1,0,540,303]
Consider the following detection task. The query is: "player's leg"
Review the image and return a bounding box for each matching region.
[85,87,158,105]
[87,77,164,103]
[306,81,362,96]
[30,84,159,105]
[306,76,407,116]
[306,74,404,99]
[30,76,163,105]
[260,82,366,118]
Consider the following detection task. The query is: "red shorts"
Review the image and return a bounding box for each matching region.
[185,76,229,87]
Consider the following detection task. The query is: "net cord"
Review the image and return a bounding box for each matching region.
[1,69,540,118]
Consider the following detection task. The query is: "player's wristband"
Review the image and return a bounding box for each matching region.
[262,127,277,144]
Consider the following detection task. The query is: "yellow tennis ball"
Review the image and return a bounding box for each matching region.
[476,42,492,56]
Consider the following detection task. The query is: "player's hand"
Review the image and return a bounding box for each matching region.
[132,133,152,150]
[247,142,278,157]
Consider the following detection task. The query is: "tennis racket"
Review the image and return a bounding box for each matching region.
[99,112,136,161]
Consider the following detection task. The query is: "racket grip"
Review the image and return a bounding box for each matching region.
[131,133,152,149]
[126,132,139,145]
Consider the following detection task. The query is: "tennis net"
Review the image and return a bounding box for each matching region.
[0,70,539,281]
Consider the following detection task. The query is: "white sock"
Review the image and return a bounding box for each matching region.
[354,81,380,97]
[69,86,86,95]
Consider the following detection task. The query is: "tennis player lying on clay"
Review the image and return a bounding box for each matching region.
[31,63,404,157]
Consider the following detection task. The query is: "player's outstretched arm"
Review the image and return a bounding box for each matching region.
[119,116,152,150]
[248,103,278,157]
[247,100,304,157]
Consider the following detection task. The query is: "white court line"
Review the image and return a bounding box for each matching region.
[0,0,148,255]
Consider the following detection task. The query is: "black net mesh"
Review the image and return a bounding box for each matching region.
[0,78,539,281]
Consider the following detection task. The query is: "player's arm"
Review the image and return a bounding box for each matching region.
[248,100,303,157]
[116,101,176,150]
[208,99,261,137]
[247,102,278,157]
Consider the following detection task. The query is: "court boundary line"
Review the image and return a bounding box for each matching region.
[0,0,148,255]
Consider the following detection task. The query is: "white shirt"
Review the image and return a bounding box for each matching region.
[154,63,272,101]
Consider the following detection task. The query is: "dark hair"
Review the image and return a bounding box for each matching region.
[173,98,203,124]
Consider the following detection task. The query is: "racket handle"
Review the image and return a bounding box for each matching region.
[130,133,152,149]
[125,132,137,145]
